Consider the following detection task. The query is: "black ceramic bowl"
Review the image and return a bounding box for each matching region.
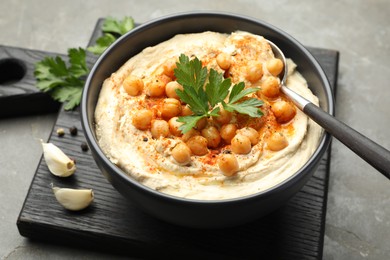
[81,12,334,228]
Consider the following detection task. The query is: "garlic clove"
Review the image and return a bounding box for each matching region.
[41,142,76,177]
[52,186,94,211]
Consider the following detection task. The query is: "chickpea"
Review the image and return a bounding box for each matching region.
[201,126,221,148]
[246,61,264,82]
[266,58,284,77]
[161,98,182,119]
[162,59,177,78]
[231,134,252,154]
[260,76,280,98]
[194,117,207,130]
[171,142,192,164]
[146,80,165,97]
[146,75,170,97]
[218,154,239,177]
[181,105,193,116]
[186,136,208,156]
[215,108,232,125]
[220,124,237,144]
[132,109,153,130]
[216,53,231,70]
[237,127,259,145]
[123,75,144,96]
[267,132,288,151]
[151,120,170,139]
[271,100,296,123]
[165,81,183,100]
[181,128,200,142]
[168,117,183,136]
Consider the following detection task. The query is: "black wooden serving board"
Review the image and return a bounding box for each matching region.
[0,45,61,117]
[17,19,339,259]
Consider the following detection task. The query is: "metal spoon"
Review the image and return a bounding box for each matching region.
[267,40,390,179]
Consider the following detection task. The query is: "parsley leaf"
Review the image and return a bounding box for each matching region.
[51,85,83,110]
[228,82,260,104]
[35,16,134,110]
[68,48,89,77]
[102,16,135,35]
[176,85,209,115]
[223,98,264,117]
[35,56,69,91]
[86,33,116,55]
[205,69,231,107]
[34,48,88,110]
[175,54,264,133]
[177,115,207,134]
[224,82,264,117]
[87,16,135,55]
[175,54,208,92]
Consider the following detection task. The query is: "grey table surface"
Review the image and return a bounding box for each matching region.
[1,0,389,259]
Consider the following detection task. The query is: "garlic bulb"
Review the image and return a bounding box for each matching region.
[52,186,94,211]
[41,142,76,177]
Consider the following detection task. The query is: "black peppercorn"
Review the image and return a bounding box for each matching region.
[143,137,148,142]
[69,126,78,136]
[81,142,89,152]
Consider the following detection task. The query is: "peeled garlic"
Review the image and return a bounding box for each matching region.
[52,186,94,211]
[41,141,76,177]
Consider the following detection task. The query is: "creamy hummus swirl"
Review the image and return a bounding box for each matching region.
[95,31,322,200]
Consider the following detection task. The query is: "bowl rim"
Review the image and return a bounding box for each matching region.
[81,11,334,205]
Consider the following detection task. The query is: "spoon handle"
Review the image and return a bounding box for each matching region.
[304,103,390,179]
[281,85,390,179]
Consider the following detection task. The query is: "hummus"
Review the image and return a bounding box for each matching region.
[95,31,322,200]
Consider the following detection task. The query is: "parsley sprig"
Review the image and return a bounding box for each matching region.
[87,16,135,55]
[34,48,88,110]
[34,16,134,110]
[175,54,264,133]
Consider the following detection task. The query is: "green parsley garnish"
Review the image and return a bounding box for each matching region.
[35,16,134,110]
[34,48,88,110]
[87,16,135,55]
[175,54,264,133]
